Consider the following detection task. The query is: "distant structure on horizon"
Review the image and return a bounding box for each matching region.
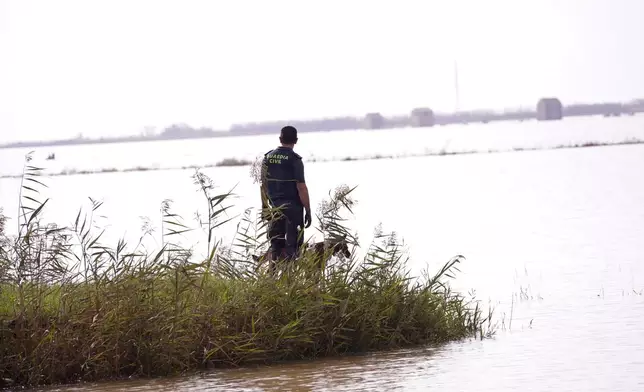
[410,107,436,127]
[536,97,563,121]
[364,112,385,129]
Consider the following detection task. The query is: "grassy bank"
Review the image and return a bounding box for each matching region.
[1,137,642,179]
[0,154,492,389]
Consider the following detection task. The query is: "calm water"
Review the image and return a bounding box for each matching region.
[2,117,644,391]
[2,114,644,178]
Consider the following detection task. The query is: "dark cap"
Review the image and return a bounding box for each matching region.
[280,125,298,144]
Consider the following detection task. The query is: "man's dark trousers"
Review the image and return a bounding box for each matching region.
[268,202,304,261]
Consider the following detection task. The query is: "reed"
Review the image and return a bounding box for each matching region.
[0,152,492,389]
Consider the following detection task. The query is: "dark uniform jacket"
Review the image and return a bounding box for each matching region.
[262,146,305,207]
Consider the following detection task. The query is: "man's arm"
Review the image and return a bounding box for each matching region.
[260,158,269,209]
[293,159,311,214]
[260,182,268,209]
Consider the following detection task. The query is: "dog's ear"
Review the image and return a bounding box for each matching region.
[342,243,351,258]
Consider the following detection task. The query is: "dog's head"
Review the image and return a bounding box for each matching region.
[330,240,352,259]
[253,252,270,263]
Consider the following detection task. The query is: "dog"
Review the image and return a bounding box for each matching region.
[252,237,352,274]
[309,239,351,271]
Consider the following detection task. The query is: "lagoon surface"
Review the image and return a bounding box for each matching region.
[2,116,644,391]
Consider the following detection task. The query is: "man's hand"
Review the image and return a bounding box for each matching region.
[304,209,312,228]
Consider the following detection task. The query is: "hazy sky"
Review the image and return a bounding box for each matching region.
[1,0,644,142]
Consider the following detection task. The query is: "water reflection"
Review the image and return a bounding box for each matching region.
[40,346,446,391]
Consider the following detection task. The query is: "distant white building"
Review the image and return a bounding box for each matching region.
[410,108,435,127]
[364,112,385,129]
[536,98,563,121]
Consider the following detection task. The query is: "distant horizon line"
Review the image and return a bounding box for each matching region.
[1,97,643,150]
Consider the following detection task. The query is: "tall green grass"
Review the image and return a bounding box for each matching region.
[0,152,493,389]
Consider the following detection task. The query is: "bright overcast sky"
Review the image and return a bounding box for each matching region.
[1,0,644,142]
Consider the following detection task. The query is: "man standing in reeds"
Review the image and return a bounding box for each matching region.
[260,126,312,264]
